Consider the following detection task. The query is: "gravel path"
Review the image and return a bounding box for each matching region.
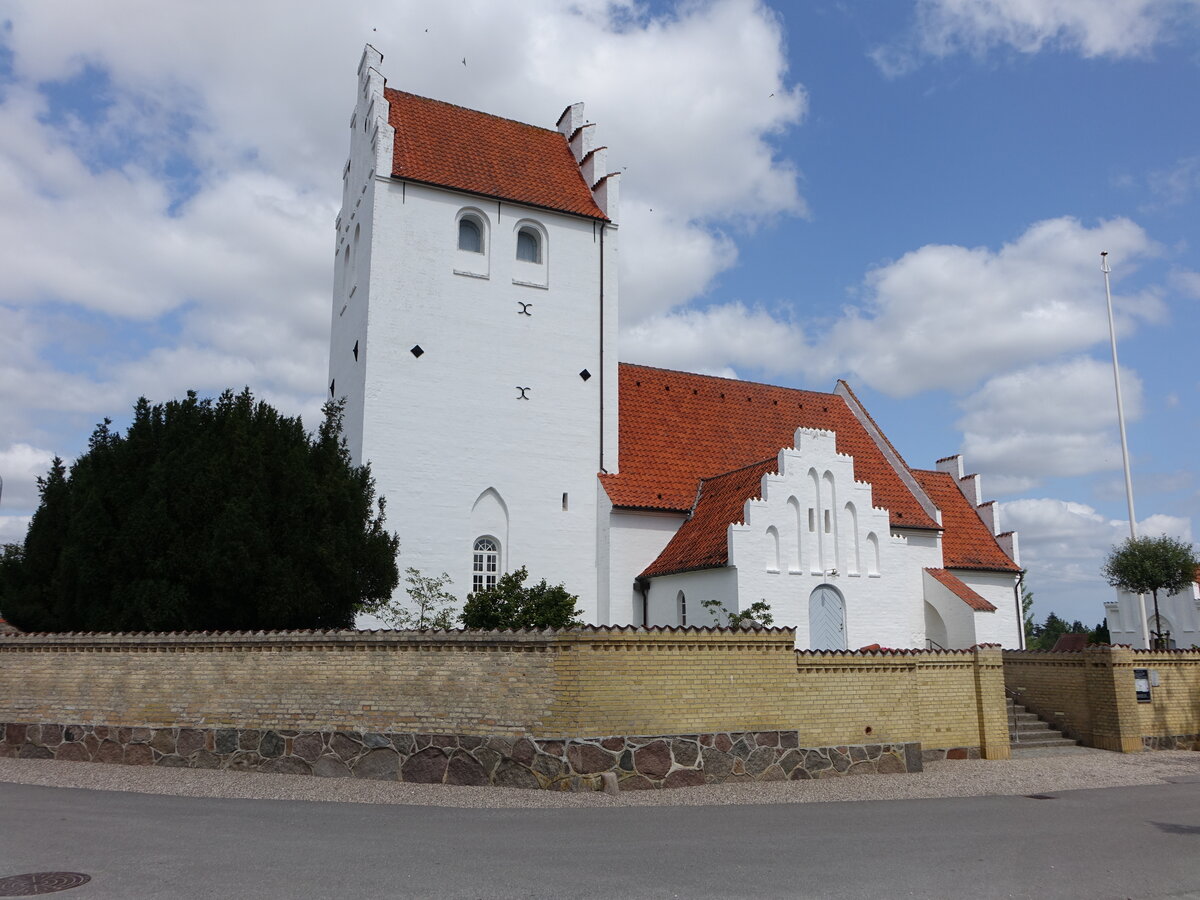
[3,747,1199,809]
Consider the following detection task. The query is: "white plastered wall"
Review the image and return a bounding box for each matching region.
[604,507,686,625]
[333,54,620,621]
[954,570,1022,647]
[644,568,739,628]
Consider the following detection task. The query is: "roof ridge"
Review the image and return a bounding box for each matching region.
[384,88,562,136]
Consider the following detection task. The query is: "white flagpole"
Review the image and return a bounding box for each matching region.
[1101,251,1148,646]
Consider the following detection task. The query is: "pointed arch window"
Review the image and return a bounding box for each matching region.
[472,536,499,592]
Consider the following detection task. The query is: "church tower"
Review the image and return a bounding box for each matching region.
[329,46,620,619]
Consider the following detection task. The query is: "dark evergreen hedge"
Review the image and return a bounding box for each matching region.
[0,389,398,632]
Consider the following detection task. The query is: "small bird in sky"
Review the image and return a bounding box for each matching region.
[462,57,467,66]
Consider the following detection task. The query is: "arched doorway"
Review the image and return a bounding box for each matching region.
[809,584,847,650]
[924,601,949,650]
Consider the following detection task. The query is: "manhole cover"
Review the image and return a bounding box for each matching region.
[0,873,92,896]
[1025,794,1056,800]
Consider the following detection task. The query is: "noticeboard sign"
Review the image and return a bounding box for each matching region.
[1133,668,1151,703]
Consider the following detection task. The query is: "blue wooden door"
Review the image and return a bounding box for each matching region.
[808,585,846,650]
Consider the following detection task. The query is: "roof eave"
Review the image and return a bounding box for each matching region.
[389,175,610,222]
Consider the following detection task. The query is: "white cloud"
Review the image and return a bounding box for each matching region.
[874,0,1200,75]
[0,0,807,469]
[957,356,1144,484]
[1169,269,1200,300]
[1003,496,1192,620]
[622,301,807,376]
[0,444,55,512]
[1147,155,1200,207]
[813,216,1163,396]
[0,516,33,547]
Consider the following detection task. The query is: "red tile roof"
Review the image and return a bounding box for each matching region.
[924,568,998,612]
[912,470,1020,572]
[385,89,607,220]
[1051,633,1089,651]
[641,458,779,578]
[603,364,939,530]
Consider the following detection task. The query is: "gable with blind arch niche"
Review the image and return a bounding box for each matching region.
[728,428,893,582]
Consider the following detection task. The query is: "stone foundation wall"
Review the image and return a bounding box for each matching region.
[1142,734,1200,751]
[0,722,923,789]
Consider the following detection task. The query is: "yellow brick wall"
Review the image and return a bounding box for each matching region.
[1003,651,1094,743]
[0,631,560,736]
[1004,647,1200,752]
[1,629,1006,753]
[1132,650,1200,738]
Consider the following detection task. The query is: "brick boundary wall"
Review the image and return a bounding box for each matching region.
[0,628,1009,789]
[1003,646,1200,752]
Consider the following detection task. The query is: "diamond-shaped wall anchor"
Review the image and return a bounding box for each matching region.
[410,345,424,358]
[579,369,591,381]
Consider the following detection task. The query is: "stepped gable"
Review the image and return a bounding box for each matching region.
[912,469,1020,572]
[602,364,939,530]
[385,89,607,220]
[924,567,998,611]
[641,458,779,578]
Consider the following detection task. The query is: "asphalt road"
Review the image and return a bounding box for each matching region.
[2,780,1198,899]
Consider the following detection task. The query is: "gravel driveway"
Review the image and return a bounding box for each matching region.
[3,747,1199,809]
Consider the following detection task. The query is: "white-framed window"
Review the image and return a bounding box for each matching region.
[458,216,484,253]
[472,536,500,593]
[678,590,687,626]
[516,227,541,263]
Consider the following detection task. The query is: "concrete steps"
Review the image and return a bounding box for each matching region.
[1007,698,1079,750]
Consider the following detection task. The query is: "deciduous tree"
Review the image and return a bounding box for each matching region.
[1102,535,1199,649]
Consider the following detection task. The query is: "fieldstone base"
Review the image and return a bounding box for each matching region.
[1142,734,1200,751]
[0,723,922,790]
[921,746,982,762]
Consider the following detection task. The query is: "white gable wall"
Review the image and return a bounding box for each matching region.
[1106,585,1200,648]
[724,429,941,649]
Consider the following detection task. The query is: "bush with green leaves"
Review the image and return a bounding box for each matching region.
[1102,535,1199,648]
[458,566,582,630]
[701,597,774,628]
[375,568,458,629]
[0,389,399,632]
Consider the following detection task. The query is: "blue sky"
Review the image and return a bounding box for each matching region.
[1,0,1197,628]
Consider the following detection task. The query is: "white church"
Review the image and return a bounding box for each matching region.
[329,46,1024,650]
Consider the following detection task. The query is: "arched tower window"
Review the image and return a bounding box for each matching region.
[458,216,484,253]
[677,590,687,626]
[516,227,541,263]
[472,536,499,593]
